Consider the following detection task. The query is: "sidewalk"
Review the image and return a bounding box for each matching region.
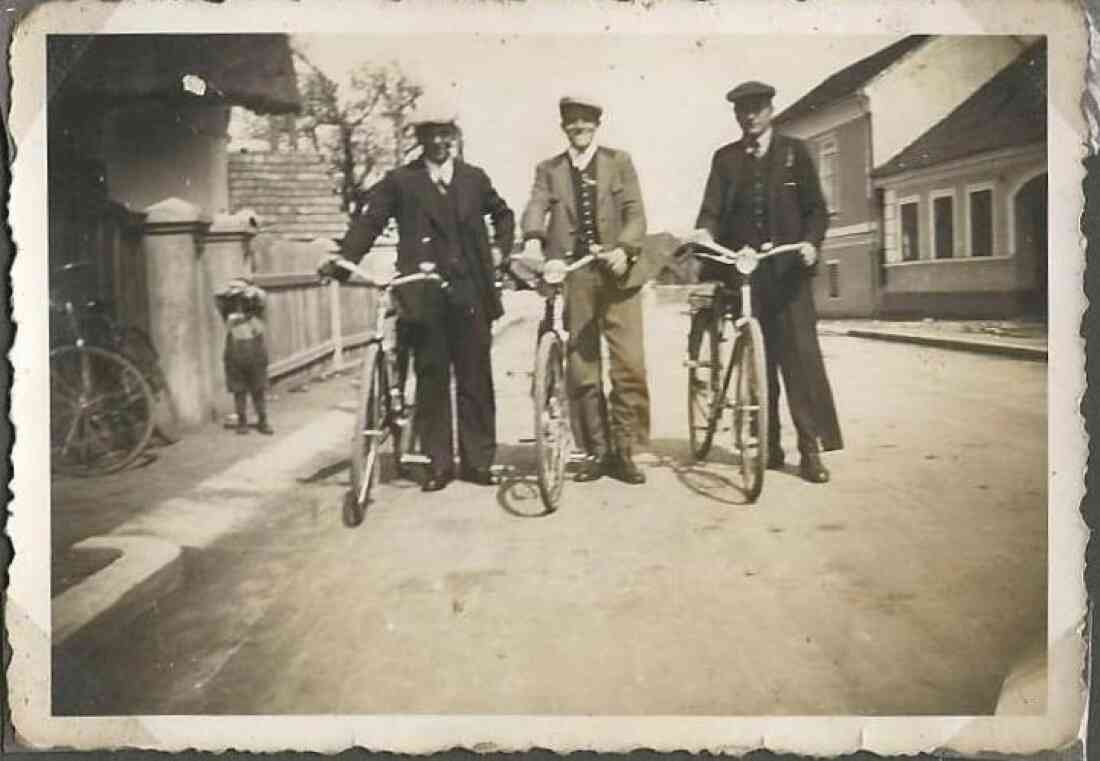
[53,307,535,648]
[819,318,1048,362]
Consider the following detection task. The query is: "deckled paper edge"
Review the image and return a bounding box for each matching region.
[5,0,1088,753]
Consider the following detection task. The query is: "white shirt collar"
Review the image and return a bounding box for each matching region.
[568,143,599,172]
[425,156,454,186]
[745,128,773,156]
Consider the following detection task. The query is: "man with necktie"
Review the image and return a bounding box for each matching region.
[320,109,515,492]
[521,96,659,485]
[694,80,843,482]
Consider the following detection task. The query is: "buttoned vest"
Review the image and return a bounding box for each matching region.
[569,160,601,256]
[728,152,770,249]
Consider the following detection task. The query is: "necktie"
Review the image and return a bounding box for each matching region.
[745,137,760,158]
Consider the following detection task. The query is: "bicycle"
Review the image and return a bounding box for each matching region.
[328,258,445,527]
[51,262,182,445]
[49,262,159,476]
[680,235,803,502]
[509,249,601,513]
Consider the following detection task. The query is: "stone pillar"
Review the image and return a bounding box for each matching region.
[202,210,260,417]
[142,198,211,429]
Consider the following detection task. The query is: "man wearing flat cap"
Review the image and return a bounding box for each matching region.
[321,108,515,493]
[694,80,843,483]
[521,96,657,485]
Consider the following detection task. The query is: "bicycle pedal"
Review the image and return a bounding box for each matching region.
[399,453,431,465]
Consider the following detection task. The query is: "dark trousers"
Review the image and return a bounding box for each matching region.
[407,292,496,475]
[761,310,820,457]
[564,267,651,456]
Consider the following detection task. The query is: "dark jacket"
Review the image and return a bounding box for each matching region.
[695,131,842,452]
[342,157,515,321]
[696,132,829,303]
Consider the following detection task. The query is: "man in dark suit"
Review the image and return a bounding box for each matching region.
[695,81,843,483]
[320,112,515,492]
[521,96,658,485]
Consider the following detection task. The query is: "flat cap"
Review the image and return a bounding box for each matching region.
[559,96,603,118]
[725,80,776,104]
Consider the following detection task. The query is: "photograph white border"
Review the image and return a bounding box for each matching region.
[7,0,1088,754]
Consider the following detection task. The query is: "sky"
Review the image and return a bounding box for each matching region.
[293,34,900,232]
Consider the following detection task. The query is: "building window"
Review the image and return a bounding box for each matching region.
[818,135,840,214]
[827,260,840,298]
[900,199,920,261]
[931,190,955,259]
[967,184,995,257]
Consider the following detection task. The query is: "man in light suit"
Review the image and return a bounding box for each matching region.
[321,111,515,492]
[521,96,657,484]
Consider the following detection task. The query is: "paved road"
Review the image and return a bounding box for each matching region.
[54,301,1047,716]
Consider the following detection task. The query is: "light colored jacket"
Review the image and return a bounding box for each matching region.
[521,147,655,290]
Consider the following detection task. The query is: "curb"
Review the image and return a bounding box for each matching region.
[53,408,355,649]
[845,329,1047,362]
[53,535,182,648]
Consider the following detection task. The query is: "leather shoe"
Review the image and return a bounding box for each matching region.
[613,452,646,485]
[799,453,830,484]
[574,455,607,483]
[767,448,785,470]
[460,467,501,486]
[422,472,453,492]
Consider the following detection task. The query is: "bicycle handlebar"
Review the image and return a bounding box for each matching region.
[677,235,805,276]
[508,251,601,288]
[331,258,448,290]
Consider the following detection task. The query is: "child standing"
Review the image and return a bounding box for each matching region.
[215,278,273,435]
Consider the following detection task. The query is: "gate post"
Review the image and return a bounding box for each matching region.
[142,198,211,429]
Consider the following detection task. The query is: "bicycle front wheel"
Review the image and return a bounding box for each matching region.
[730,319,769,502]
[346,343,386,527]
[533,331,570,512]
[49,345,156,476]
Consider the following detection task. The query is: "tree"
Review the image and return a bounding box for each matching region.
[292,47,423,212]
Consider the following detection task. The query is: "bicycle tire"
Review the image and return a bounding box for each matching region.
[49,345,156,477]
[687,312,722,461]
[533,331,570,512]
[731,319,768,502]
[346,343,386,527]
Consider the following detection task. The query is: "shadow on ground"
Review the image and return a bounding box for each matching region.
[647,437,762,507]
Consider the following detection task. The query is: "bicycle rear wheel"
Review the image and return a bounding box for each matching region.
[345,343,387,526]
[687,311,722,461]
[730,319,768,502]
[49,345,156,476]
[533,331,570,512]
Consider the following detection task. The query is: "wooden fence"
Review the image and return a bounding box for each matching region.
[249,234,393,381]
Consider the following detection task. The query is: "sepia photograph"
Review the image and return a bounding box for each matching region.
[6,0,1088,754]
